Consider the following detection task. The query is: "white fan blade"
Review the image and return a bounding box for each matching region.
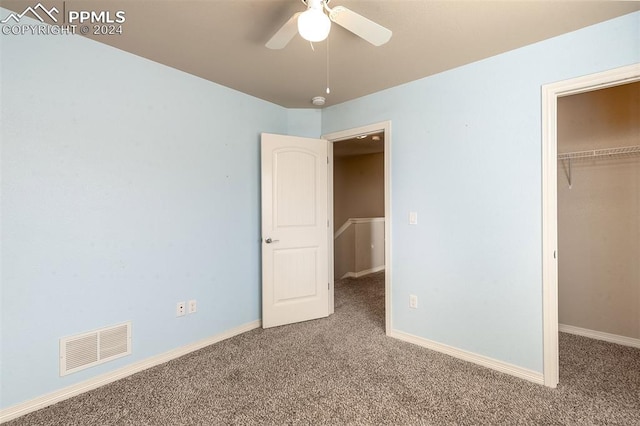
[329,6,391,46]
[266,12,301,49]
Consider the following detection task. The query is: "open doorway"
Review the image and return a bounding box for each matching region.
[323,121,392,335]
[541,64,640,388]
[332,133,385,281]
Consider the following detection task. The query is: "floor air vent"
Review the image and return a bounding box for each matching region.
[60,322,131,376]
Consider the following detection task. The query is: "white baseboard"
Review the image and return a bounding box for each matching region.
[390,330,544,385]
[340,265,385,280]
[559,324,640,349]
[0,320,262,424]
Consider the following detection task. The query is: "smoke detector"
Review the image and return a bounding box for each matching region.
[312,96,326,106]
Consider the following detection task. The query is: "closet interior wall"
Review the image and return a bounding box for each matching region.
[557,82,640,340]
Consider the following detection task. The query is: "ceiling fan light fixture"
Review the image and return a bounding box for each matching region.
[297,7,331,42]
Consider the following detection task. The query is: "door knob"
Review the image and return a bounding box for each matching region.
[265,238,279,244]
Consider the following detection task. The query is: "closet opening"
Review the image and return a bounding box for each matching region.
[557,82,640,349]
[541,64,640,388]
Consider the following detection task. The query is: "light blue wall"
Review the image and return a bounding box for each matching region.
[287,108,323,138]
[1,8,638,412]
[0,15,287,408]
[322,12,639,372]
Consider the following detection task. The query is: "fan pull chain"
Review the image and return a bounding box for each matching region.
[326,35,331,94]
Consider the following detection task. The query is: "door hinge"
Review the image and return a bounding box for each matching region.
[327,156,329,164]
[328,282,330,290]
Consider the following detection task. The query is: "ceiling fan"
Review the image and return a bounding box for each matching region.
[266,0,392,49]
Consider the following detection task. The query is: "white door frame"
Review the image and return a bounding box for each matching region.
[541,63,640,388]
[323,121,392,335]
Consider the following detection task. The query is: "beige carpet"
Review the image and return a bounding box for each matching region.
[7,272,640,425]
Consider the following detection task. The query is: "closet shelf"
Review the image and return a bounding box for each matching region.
[558,144,640,189]
[558,145,640,161]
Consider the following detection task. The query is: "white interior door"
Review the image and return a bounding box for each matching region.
[261,133,329,328]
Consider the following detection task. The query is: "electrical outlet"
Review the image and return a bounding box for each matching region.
[409,295,418,309]
[188,299,197,314]
[176,301,186,317]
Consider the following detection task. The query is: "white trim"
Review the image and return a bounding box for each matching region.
[334,217,385,239]
[327,140,335,315]
[334,220,351,239]
[0,320,261,423]
[340,265,386,279]
[323,120,392,336]
[541,63,640,389]
[391,330,544,385]
[559,324,640,349]
[541,78,560,389]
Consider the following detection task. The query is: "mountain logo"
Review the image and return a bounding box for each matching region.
[1,3,59,24]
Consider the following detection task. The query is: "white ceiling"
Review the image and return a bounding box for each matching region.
[3,1,639,108]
